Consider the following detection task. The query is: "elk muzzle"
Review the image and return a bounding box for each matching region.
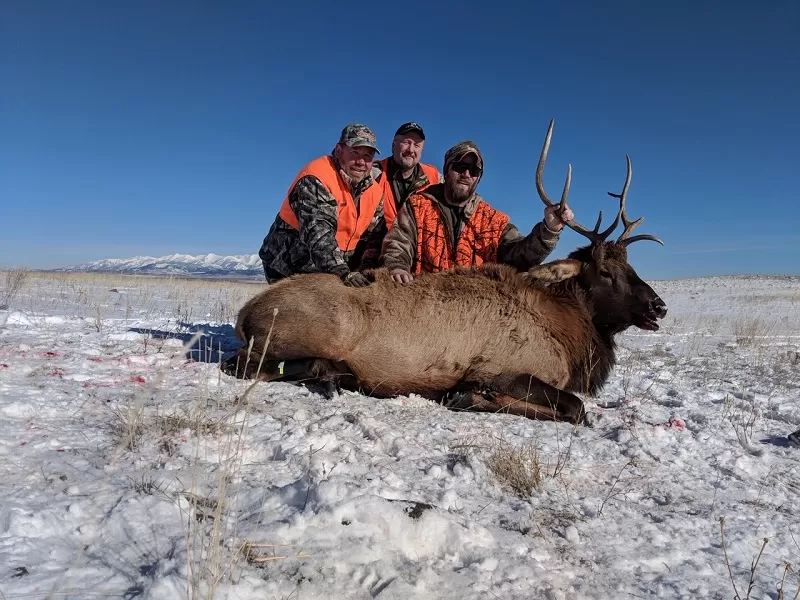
[651,297,667,319]
[633,295,668,331]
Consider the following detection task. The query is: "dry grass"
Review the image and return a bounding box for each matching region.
[128,473,168,495]
[156,409,230,438]
[176,397,261,599]
[9,270,262,328]
[239,541,312,565]
[740,292,800,305]
[722,391,761,450]
[0,267,31,309]
[110,403,147,452]
[450,431,545,498]
[732,317,777,347]
[486,438,543,497]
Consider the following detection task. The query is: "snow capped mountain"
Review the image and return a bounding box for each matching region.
[57,253,264,279]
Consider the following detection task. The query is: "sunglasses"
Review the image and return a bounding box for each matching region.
[450,161,482,177]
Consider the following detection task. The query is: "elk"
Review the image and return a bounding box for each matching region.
[221,120,667,424]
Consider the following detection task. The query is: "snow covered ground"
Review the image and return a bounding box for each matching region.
[1,269,799,600]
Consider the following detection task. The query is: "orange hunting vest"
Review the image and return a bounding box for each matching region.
[408,193,510,274]
[278,156,384,251]
[378,159,441,230]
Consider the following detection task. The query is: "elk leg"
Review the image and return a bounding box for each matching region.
[446,373,586,424]
[221,351,316,381]
[220,350,272,380]
[220,352,357,390]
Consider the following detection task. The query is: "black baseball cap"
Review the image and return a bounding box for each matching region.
[394,122,425,140]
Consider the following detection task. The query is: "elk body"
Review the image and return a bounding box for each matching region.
[222,121,668,424]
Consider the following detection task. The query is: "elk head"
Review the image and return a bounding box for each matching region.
[531,119,668,335]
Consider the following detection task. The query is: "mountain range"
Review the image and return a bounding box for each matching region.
[57,253,265,280]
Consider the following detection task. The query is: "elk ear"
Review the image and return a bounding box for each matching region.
[524,259,582,283]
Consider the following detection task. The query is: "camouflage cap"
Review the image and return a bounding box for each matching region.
[338,123,381,154]
[444,140,483,175]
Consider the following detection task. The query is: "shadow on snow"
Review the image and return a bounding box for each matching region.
[128,322,242,364]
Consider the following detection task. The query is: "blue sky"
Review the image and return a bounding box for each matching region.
[2,1,798,279]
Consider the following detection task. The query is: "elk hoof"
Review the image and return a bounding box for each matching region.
[319,380,340,400]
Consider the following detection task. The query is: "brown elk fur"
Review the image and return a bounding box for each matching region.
[234,263,580,394]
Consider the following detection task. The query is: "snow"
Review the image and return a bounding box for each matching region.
[1,270,799,599]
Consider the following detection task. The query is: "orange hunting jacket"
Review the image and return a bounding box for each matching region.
[376,158,441,230]
[408,192,510,273]
[278,156,383,251]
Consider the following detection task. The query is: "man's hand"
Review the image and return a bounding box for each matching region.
[543,203,574,233]
[342,271,371,287]
[390,268,414,284]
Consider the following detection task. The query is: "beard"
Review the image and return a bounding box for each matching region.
[343,165,369,184]
[396,154,417,170]
[446,179,475,203]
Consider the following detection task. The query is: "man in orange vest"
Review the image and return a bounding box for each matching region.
[373,122,443,230]
[381,140,574,284]
[258,124,386,287]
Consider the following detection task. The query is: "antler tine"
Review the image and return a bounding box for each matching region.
[608,154,640,240]
[592,211,604,232]
[536,119,571,211]
[560,163,572,206]
[620,233,664,246]
[594,154,628,242]
[610,154,664,247]
[536,119,606,244]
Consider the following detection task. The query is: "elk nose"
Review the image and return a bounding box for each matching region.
[651,297,667,318]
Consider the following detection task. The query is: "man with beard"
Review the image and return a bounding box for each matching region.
[381,140,573,284]
[258,124,384,287]
[374,122,443,230]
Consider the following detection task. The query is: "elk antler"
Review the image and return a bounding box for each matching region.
[536,119,664,247]
[535,119,572,217]
[608,155,664,247]
[536,119,618,244]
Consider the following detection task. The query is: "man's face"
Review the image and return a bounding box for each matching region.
[445,152,481,202]
[391,132,424,171]
[335,144,376,182]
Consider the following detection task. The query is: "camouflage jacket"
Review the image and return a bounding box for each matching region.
[258,159,386,282]
[381,183,562,273]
